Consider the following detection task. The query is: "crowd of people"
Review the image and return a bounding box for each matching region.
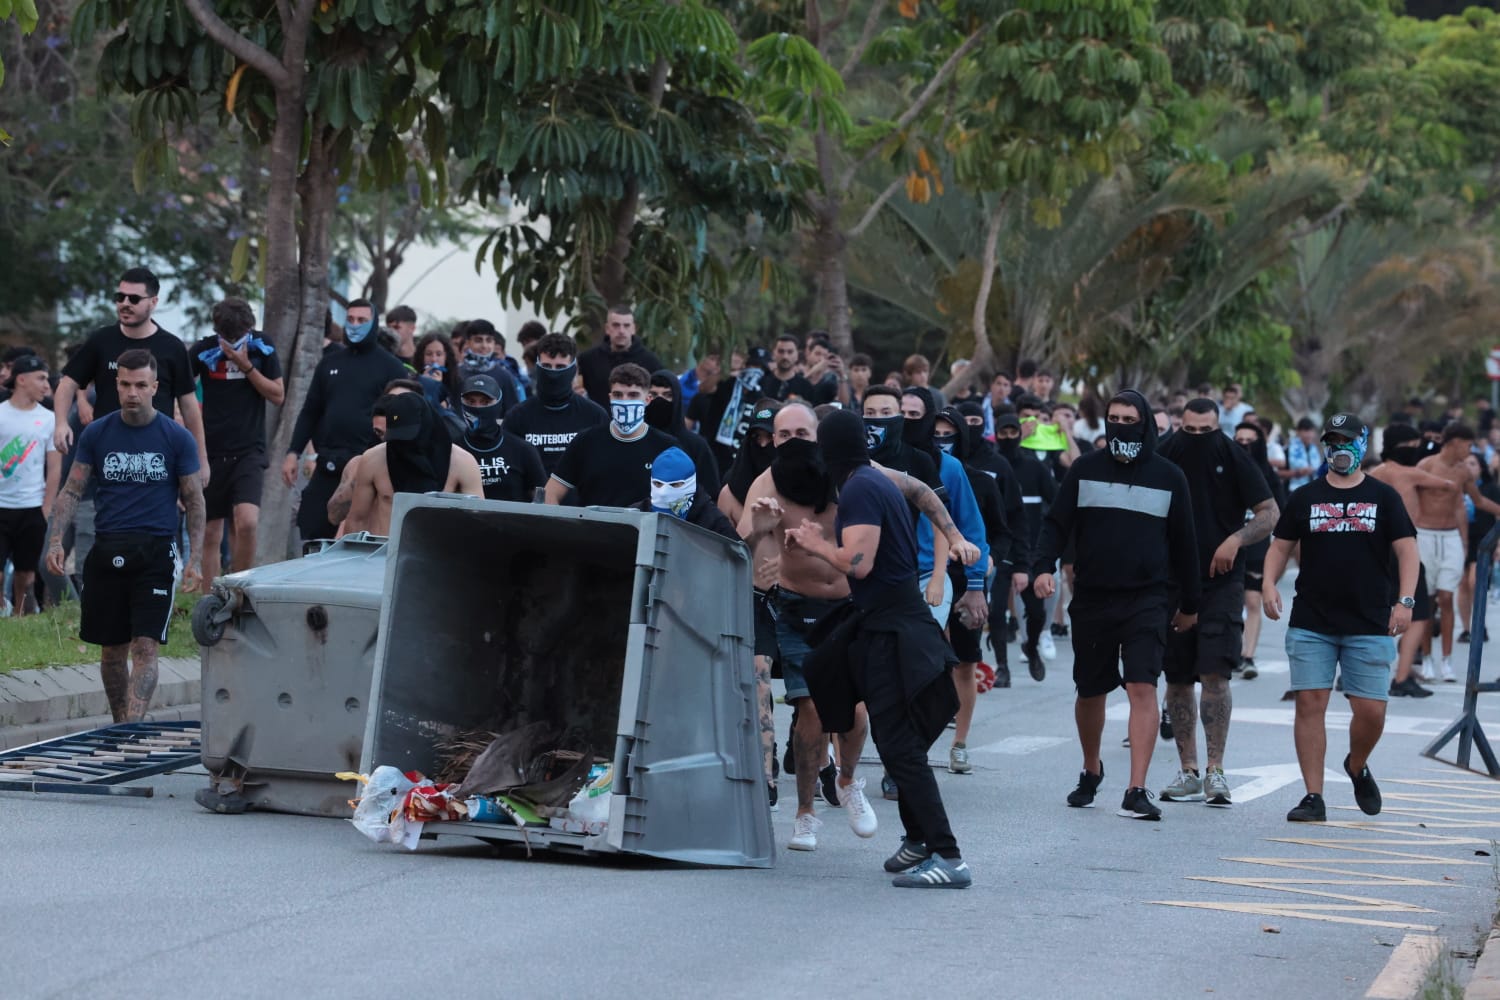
[3,267,1498,888]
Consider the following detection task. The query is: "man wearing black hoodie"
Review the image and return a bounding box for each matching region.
[504,333,608,477]
[577,306,663,408]
[996,409,1057,680]
[1035,389,1201,821]
[647,370,720,498]
[456,374,547,503]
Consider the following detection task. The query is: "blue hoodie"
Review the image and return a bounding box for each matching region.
[916,451,990,592]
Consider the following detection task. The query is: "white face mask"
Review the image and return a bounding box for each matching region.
[650,475,696,517]
[611,399,646,435]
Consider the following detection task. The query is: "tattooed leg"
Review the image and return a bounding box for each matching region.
[100,644,131,723]
[755,654,775,784]
[1166,682,1199,772]
[1200,675,1232,771]
[124,636,160,722]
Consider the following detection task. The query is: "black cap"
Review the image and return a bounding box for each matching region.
[461,373,502,402]
[746,346,771,368]
[1321,412,1367,442]
[382,393,427,442]
[749,401,781,433]
[8,355,47,377]
[994,413,1022,432]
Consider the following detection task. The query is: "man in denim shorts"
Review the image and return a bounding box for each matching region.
[1263,413,1419,822]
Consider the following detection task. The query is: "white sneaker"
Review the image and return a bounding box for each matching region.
[788,812,822,851]
[1440,657,1456,682]
[1416,662,1437,683]
[837,777,879,838]
[1038,631,1057,662]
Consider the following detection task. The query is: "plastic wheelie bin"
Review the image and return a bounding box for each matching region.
[361,494,774,868]
[193,534,387,816]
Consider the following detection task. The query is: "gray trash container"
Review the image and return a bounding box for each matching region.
[194,534,387,816]
[362,494,774,868]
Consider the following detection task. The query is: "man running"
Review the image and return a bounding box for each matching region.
[1034,389,1200,821]
[1264,414,1418,822]
[1157,398,1277,808]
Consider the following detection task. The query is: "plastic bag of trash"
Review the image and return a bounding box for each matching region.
[560,763,612,834]
[351,766,419,845]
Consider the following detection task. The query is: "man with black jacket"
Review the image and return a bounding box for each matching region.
[282,299,408,542]
[647,370,720,498]
[1035,389,1201,821]
[996,410,1057,680]
[957,401,1030,685]
[578,306,663,407]
[504,332,609,477]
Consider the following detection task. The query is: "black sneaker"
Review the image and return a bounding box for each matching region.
[1286,793,1326,822]
[1241,657,1259,680]
[1118,786,1162,821]
[881,775,899,801]
[1006,616,1019,643]
[993,664,1012,689]
[771,742,780,781]
[1051,623,1068,637]
[1345,754,1382,815]
[1022,642,1045,681]
[1159,706,1174,742]
[818,761,839,805]
[892,854,972,889]
[1460,630,1472,643]
[1391,676,1433,699]
[883,837,932,873]
[767,781,779,811]
[1067,765,1104,808]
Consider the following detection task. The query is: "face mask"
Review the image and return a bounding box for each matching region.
[612,399,647,435]
[650,475,696,518]
[537,362,576,405]
[646,396,674,431]
[464,398,504,436]
[1325,431,1368,476]
[1106,420,1146,463]
[463,352,492,370]
[995,434,1021,459]
[1019,415,1040,439]
[864,415,902,455]
[1180,429,1217,449]
[1389,445,1423,467]
[933,433,958,455]
[345,319,374,344]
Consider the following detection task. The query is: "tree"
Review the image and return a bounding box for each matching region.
[0,0,39,141]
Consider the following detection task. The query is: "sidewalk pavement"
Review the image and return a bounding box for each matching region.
[0,657,200,750]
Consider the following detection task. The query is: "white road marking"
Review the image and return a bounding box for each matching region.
[1223,764,1345,804]
[1364,933,1443,999]
[970,736,1070,755]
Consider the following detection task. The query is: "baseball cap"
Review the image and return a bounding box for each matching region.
[749,400,781,433]
[461,373,502,402]
[746,346,771,369]
[9,355,47,377]
[1321,412,1367,442]
[382,393,428,441]
[994,413,1022,433]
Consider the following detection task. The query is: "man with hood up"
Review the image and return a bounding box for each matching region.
[504,332,608,477]
[995,408,1057,680]
[631,446,738,541]
[1034,389,1201,821]
[456,374,547,503]
[791,409,973,888]
[647,369,720,498]
[283,298,409,541]
[344,392,483,535]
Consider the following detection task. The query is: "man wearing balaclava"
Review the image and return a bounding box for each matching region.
[284,298,410,542]
[456,374,547,503]
[545,362,675,507]
[995,408,1057,682]
[788,408,973,889]
[503,331,608,477]
[1155,398,1277,810]
[1263,413,1419,824]
[631,446,738,540]
[1033,389,1201,821]
[646,369,720,498]
[343,391,483,535]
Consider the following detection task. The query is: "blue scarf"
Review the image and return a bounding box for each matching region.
[199,333,274,369]
[716,367,763,447]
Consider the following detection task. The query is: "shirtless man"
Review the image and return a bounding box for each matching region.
[344,392,482,535]
[738,403,977,852]
[1414,423,1500,680]
[1372,424,1459,696]
[327,379,421,531]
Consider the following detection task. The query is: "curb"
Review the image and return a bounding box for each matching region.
[1469,928,1500,999]
[0,657,200,733]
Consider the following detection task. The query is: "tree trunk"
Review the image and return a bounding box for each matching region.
[941,198,1005,400]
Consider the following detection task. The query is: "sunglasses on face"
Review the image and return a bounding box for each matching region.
[113,293,150,304]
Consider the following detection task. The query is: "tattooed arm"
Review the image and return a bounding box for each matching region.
[179,472,206,591]
[874,462,980,566]
[1210,497,1279,577]
[44,462,91,577]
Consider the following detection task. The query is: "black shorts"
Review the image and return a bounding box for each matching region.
[1244,537,1269,584]
[753,588,777,659]
[1070,587,1169,698]
[1163,579,1244,685]
[945,583,985,663]
[1412,564,1433,623]
[80,533,179,646]
[203,449,267,521]
[0,506,47,574]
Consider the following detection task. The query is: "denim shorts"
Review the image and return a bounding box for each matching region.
[916,571,953,628]
[1285,627,1395,702]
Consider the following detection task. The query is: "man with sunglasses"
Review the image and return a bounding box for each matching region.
[53,269,208,483]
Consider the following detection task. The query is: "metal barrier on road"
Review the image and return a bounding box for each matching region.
[1423,522,1500,776]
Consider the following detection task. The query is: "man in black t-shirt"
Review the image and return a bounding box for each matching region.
[1157,398,1278,808]
[190,298,285,582]
[1264,413,1419,824]
[503,332,608,476]
[53,267,209,480]
[545,363,675,508]
[456,374,546,503]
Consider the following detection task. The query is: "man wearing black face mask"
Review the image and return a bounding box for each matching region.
[344,392,483,535]
[995,409,1057,681]
[647,370,720,498]
[1034,389,1201,821]
[1155,399,1277,809]
[718,400,779,526]
[455,374,546,503]
[503,332,608,477]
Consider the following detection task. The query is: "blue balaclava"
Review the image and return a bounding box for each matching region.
[649,447,697,518]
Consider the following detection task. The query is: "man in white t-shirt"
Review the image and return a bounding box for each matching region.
[0,355,61,615]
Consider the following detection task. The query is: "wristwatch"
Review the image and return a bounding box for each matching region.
[1398,596,1416,609]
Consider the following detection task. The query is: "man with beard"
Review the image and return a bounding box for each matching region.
[790,409,973,888]
[504,333,608,477]
[455,374,546,503]
[1371,423,1456,697]
[344,392,483,535]
[738,402,975,852]
[578,305,663,407]
[1034,390,1200,821]
[690,347,772,470]
[996,409,1057,680]
[1155,399,1277,808]
[647,369,720,497]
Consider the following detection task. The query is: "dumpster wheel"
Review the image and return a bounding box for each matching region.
[192,592,230,646]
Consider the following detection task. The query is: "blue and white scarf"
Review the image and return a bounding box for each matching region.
[716,367,763,447]
[199,333,275,369]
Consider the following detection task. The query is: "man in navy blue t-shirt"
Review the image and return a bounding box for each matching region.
[45,349,204,722]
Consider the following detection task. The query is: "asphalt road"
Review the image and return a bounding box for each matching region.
[4,598,1499,999]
